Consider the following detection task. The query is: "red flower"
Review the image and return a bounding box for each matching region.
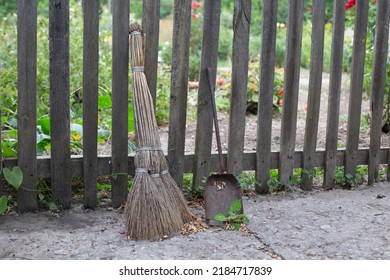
[346,0,356,10]
[216,78,224,86]
[306,7,312,12]
[192,2,202,9]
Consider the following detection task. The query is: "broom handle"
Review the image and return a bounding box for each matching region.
[207,67,225,174]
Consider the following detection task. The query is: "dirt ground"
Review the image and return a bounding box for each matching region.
[1,182,389,260]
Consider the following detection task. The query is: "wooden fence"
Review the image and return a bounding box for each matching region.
[1,0,390,212]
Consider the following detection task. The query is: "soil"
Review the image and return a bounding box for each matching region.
[1,182,389,260]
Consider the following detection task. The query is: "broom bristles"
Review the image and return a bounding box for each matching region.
[125,22,195,240]
[125,172,184,240]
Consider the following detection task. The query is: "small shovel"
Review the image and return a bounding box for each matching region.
[204,67,242,226]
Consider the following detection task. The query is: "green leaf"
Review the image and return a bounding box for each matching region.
[48,202,58,211]
[3,166,23,189]
[241,216,250,224]
[128,140,136,153]
[97,183,111,191]
[231,223,240,230]
[2,144,17,158]
[37,116,51,135]
[214,213,227,222]
[128,106,135,132]
[0,195,8,214]
[228,199,242,213]
[38,193,45,201]
[98,95,112,109]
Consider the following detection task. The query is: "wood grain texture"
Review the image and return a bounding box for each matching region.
[255,0,278,193]
[111,0,129,208]
[278,0,304,184]
[82,0,99,208]
[167,0,192,186]
[192,0,222,189]
[49,0,71,208]
[301,0,325,190]
[227,0,251,176]
[345,0,369,178]
[142,0,160,109]
[324,0,346,189]
[368,0,390,183]
[17,0,38,212]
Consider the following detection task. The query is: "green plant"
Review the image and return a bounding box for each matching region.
[0,4,134,158]
[37,179,61,211]
[214,199,249,230]
[266,168,304,192]
[0,195,8,214]
[236,172,256,190]
[334,166,365,188]
[0,166,23,214]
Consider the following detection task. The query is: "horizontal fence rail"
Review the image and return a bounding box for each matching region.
[0,0,389,212]
[2,148,389,179]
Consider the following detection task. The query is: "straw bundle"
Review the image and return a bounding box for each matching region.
[125,23,193,240]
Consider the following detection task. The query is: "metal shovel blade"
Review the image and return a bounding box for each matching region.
[204,173,242,226]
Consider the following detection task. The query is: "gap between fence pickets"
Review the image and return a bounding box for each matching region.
[2,148,388,179]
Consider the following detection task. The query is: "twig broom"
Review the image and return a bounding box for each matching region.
[125,23,193,240]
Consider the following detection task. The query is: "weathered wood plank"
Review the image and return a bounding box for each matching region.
[111,0,129,208]
[278,0,304,184]
[324,0,346,189]
[49,0,71,208]
[255,0,278,193]
[142,0,160,108]
[4,149,388,182]
[368,0,390,184]
[192,0,222,188]
[227,0,251,176]
[17,0,38,212]
[301,0,326,190]
[0,89,2,197]
[345,0,369,179]
[167,0,192,186]
[82,0,99,208]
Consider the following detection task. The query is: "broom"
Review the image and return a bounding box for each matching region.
[124,22,193,240]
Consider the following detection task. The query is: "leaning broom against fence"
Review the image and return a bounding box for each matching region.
[124,23,194,240]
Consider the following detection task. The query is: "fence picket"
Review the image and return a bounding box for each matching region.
[193,0,221,188]
[4,1,390,211]
[227,0,251,176]
[168,0,192,186]
[301,0,326,190]
[17,0,38,212]
[345,0,369,179]
[142,0,160,108]
[0,87,2,197]
[49,0,71,208]
[324,0,346,189]
[255,0,278,193]
[82,0,99,208]
[111,0,129,208]
[279,0,304,184]
[368,0,390,183]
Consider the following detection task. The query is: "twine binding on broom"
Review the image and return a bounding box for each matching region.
[132,66,144,72]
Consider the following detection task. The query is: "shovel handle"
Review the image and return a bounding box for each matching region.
[207,67,225,174]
